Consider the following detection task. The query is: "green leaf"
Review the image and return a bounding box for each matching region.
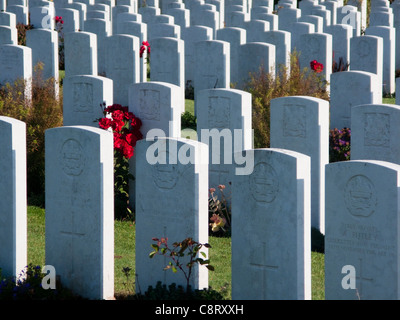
[206,265,215,271]
[149,251,156,258]
[172,266,177,273]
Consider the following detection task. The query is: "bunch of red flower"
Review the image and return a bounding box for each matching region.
[55,16,64,24]
[140,41,150,58]
[98,104,143,159]
[310,60,324,73]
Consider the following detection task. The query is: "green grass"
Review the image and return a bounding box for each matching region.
[185,99,194,115]
[383,97,396,105]
[26,206,325,300]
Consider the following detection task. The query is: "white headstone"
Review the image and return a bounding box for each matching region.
[0,12,17,28]
[336,5,361,37]
[64,31,97,77]
[193,40,230,115]
[128,81,182,138]
[83,18,112,75]
[325,24,352,68]
[30,5,55,30]
[191,6,219,38]
[237,42,275,89]
[325,160,400,300]
[299,14,324,33]
[351,103,400,165]
[197,88,253,197]
[263,30,291,75]
[349,35,383,98]
[181,25,213,85]
[365,26,396,95]
[290,22,315,54]
[0,25,17,46]
[297,32,333,88]
[26,28,59,96]
[277,6,300,32]
[0,44,32,101]
[6,5,28,25]
[112,5,133,32]
[45,125,114,300]
[329,71,382,130]
[104,34,140,106]
[231,148,311,300]
[165,7,190,30]
[147,22,180,42]
[150,37,185,113]
[270,96,329,233]
[0,116,27,279]
[216,26,246,86]
[63,75,113,127]
[117,20,147,82]
[55,8,80,32]
[135,137,209,290]
[244,19,270,42]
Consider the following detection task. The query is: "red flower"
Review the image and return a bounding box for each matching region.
[310,60,324,73]
[99,117,112,130]
[112,109,124,121]
[140,41,150,58]
[98,104,142,159]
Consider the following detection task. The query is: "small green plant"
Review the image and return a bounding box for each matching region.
[208,184,231,237]
[181,110,197,131]
[0,62,63,206]
[149,237,214,291]
[120,266,135,296]
[329,127,351,162]
[244,51,329,148]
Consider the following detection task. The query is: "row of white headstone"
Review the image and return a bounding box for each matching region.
[3,88,400,299]
[0,0,399,98]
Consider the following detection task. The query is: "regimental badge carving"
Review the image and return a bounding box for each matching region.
[344,175,377,218]
[73,83,93,113]
[364,113,390,148]
[208,96,230,129]
[250,162,279,203]
[357,39,371,58]
[60,139,85,177]
[139,89,160,121]
[152,151,179,190]
[283,104,306,138]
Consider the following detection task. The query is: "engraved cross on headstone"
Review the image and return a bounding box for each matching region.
[250,241,279,299]
[355,258,373,299]
[60,179,87,282]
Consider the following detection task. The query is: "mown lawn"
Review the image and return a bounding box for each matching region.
[26,206,325,300]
